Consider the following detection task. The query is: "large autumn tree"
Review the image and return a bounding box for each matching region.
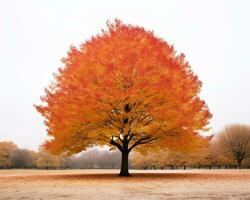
[36,20,212,176]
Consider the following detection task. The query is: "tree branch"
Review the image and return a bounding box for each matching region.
[127,133,134,143]
[109,135,123,152]
[128,136,157,152]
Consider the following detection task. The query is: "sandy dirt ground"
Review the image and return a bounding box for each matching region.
[0,169,250,200]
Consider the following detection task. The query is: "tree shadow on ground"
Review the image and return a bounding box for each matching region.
[3,171,244,182]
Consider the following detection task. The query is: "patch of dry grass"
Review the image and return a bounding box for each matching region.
[0,169,249,199]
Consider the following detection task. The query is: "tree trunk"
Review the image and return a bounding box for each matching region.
[119,151,130,176]
[238,160,242,169]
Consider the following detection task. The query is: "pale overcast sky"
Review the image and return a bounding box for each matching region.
[0,0,249,150]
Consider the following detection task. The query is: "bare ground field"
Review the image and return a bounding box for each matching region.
[0,169,250,200]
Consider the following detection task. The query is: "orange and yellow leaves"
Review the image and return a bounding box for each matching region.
[35,20,212,155]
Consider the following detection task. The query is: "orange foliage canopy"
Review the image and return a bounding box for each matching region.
[35,20,212,155]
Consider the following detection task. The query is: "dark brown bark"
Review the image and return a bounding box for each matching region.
[119,150,129,176]
[237,159,242,169]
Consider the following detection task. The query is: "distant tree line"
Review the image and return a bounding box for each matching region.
[0,142,121,169]
[0,142,63,169]
[132,124,250,169]
[1,124,250,170]
[65,149,121,169]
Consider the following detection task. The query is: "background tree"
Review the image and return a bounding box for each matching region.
[10,149,36,168]
[36,147,65,169]
[132,149,202,170]
[35,20,212,176]
[0,141,17,168]
[131,151,162,169]
[213,124,250,168]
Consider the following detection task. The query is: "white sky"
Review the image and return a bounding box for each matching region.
[0,0,249,150]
